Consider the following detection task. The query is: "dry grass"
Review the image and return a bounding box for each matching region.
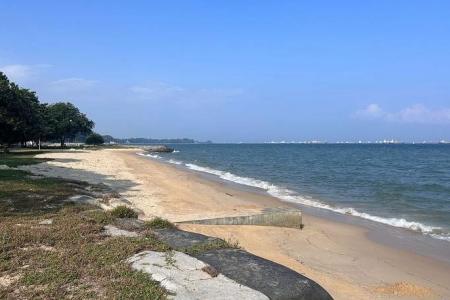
[0,204,169,299]
[0,153,169,299]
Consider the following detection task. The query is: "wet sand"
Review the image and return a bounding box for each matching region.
[27,149,450,300]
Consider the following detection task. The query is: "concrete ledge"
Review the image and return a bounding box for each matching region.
[178,207,303,229]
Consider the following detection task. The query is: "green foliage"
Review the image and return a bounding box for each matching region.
[110,206,138,218]
[0,72,45,148]
[145,217,176,229]
[46,102,94,146]
[182,238,241,255]
[85,132,105,145]
[0,72,95,149]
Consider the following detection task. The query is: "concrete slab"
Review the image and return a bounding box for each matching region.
[103,225,140,237]
[128,250,269,300]
[179,207,303,229]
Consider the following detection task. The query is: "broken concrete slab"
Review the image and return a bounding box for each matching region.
[128,250,269,300]
[38,219,53,225]
[194,248,333,300]
[103,225,140,237]
[179,207,303,229]
[114,218,146,231]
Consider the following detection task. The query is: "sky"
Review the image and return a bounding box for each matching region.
[1,1,450,142]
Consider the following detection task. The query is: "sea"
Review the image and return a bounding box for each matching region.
[139,143,450,242]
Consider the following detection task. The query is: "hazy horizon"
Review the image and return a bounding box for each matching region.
[1,1,449,142]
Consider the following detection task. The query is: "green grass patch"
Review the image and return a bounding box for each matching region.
[0,205,168,299]
[182,238,241,255]
[0,152,50,167]
[0,169,89,215]
[110,205,138,219]
[145,217,175,229]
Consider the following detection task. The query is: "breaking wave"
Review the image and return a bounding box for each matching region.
[138,153,449,241]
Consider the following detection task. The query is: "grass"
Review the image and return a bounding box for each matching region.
[0,151,50,167]
[0,205,169,299]
[0,153,88,215]
[0,168,92,215]
[182,238,241,255]
[145,217,176,229]
[110,206,138,219]
[0,153,169,299]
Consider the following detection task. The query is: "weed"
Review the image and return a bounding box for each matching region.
[110,206,138,219]
[145,217,175,229]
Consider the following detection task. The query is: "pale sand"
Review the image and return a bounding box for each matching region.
[26,149,450,300]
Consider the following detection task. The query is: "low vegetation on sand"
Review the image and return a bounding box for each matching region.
[0,152,242,299]
[110,205,139,219]
[0,153,168,299]
[145,217,176,229]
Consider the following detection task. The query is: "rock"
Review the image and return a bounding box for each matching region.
[143,145,174,153]
[114,218,146,231]
[128,250,269,300]
[153,228,221,249]
[194,248,333,300]
[39,219,53,225]
[103,225,140,237]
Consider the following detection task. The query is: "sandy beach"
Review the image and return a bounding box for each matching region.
[22,148,450,300]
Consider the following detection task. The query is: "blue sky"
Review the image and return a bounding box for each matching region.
[1,1,450,142]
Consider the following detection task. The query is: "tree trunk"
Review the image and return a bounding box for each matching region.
[60,137,65,148]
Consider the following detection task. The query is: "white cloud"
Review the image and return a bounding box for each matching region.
[49,78,97,92]
[355,103,450,124]
[130,82,185,100]
[0,64,52,82]
[0,64,32,81]
[129,81,243,103]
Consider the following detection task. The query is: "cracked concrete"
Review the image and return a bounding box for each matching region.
[127,250,269,300]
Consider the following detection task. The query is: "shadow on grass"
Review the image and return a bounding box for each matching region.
[0,153,138,216]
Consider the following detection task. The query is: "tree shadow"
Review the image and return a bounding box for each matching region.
[1,158,139,215]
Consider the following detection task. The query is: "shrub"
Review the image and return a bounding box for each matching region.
[145,217,175,229]
[85,133,105,145]
[110,206,138,218]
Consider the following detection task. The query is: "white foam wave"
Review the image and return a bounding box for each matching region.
[184,163,448,240]
[137,152,161,159]
[137,153,449,241]
[168,159,182,165]
[173,150,180,153]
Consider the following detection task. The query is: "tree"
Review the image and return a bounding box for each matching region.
[46,102,94,147]
[85,133,105,145]
[0,72,44,150]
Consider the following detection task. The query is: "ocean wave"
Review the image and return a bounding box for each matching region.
[139,153,449,241]
[168,159,182,165]
[184,162,448,240]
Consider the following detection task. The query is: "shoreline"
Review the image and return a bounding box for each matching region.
[143,151,449,243]
[139,151,450,264]
[24,149,450,300]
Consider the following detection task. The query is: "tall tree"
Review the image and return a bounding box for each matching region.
[0,72,43,150]
[46,102,94,147]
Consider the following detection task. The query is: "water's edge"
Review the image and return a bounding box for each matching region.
[138,152,450,243]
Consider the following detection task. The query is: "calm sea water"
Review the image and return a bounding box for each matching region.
[141,144,450,241]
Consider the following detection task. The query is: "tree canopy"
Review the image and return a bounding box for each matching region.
[0,72,95,149]
[85,133,105,145]
[46,102,94,146]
